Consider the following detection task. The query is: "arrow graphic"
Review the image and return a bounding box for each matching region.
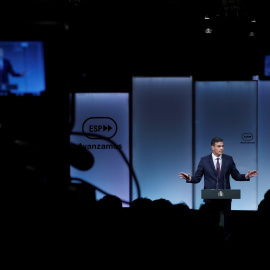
[103,125,112,132]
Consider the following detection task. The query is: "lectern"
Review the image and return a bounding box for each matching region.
[201,189,241,227]
[201,189,241,200]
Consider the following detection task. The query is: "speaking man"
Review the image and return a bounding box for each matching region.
[179,137,258,240]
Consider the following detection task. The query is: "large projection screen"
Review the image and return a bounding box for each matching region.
[194,81,258,210]
[132,77,193,206]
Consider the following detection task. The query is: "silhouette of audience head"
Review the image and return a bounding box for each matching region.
[97,194,123,208]
[173,201,190,210]
[151,198,173,209]
[258,189,270,222]
[258,189,270,210]
[130,197,153,208]
[264,188,270,201]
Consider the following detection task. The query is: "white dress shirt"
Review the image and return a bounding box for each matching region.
[212,153,222,171]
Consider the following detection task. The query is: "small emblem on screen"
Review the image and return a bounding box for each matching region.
[241,133,253,141]
[82,117,118,139]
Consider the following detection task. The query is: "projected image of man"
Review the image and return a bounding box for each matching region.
[0,47,27,90]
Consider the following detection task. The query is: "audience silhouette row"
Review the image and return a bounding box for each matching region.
[4,172,269,261]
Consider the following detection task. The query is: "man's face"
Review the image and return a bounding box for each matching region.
[211,141,224,157]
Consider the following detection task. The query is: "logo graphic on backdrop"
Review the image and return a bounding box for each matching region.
[241,133,255,144]
[82,117,118,139]
[80,117,122,150]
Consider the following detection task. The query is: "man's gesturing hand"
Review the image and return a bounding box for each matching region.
[179,172,191,181]
[245,170,258,179]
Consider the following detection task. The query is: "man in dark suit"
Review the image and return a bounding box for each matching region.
[179,137,258,240]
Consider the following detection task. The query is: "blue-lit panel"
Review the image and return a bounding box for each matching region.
[132,77,193,206]
[257,78,270,205]
[70,93,130,206]
[195,81,258,210]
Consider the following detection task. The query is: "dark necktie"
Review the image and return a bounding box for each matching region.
[216,158,220,178]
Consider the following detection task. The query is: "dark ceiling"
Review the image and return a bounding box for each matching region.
[1,0,270,88]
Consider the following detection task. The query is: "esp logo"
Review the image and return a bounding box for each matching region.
[242,133,253,141]
[82,117,117,139]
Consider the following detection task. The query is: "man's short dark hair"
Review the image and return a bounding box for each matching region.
[211,137,223,146]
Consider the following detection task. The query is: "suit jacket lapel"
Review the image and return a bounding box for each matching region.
[220,155,226,177]
[209,154,218,176]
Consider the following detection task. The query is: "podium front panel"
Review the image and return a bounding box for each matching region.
[201,189,241,200]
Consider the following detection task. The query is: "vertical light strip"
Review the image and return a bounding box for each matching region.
[132,77,193,206]
[256,78,270,205]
